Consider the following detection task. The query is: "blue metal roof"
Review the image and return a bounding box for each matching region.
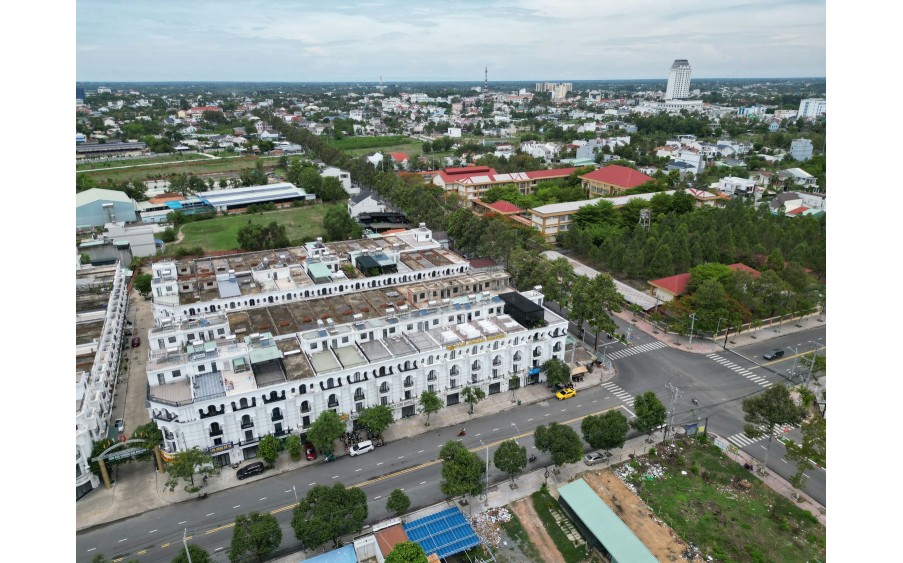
[300,544,356,563]
[403,507,480,559]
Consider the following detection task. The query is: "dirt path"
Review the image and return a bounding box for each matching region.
[509,498,565,563]
[582,470,688,561]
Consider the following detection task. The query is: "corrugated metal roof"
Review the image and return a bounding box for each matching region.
[558,479,657,563]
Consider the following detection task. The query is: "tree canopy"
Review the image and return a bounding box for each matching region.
[356,405,395,437]
[419,391,443,426]
[439,440,485,500]
[385,541,428,563]
[228,511,282,563]
[630,392,668,441]
[534,422,583,468]
[461,385,486,415]
[581,411,630,451]
[291,483,368,550]
[307,410,345,454]
[742,385,807,471]
[386,488,411,516]
[164,448,218,492]
[493,439,528,483]
[236,221,290,251]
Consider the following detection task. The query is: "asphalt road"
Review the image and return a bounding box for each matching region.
[78,320,827,562]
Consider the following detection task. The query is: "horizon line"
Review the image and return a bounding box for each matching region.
[75,76,826,84]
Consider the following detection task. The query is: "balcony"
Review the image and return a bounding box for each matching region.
[240,420,254,429]
[271,412,284,422]
[209,428,224,437]
[328,400,339,408]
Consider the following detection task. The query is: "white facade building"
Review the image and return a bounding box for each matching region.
[789,138,814,162]
[798,99,826,119]
[76,263,130,499]
[143,231,567,466]
[665,60,692,100]
[321,166,355,195]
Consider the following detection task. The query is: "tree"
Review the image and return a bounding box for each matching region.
[134,273,153,298]
[307,410,345,455]
[784,415,826,493]
[164,448,218,492]
[172,543,213,563]
[323,206,362,241]
[419,390,443,426]
[439,440,485,501]
[357,405,395,438]
[298,167,324,196]
[581,411,629,451]
[534,422,583,469]
[742,384,807,474]
[541,358,570,388]
[493,439,527,484]
[284,434,302,461]
[320,176,348,202]
[228,511,282,563]
[385,541,428,563]
[461,385,486,415]
[630,392,667,443]
[291,483,368,550]
[386,488,411,516]
[236,221,290,251]
[257,434,281,466]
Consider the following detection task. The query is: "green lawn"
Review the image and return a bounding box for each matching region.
[330,135,414,150]
[168,204,344,252]
[77,155,273,183]
[631,438,826,562]
[341,142,425,159]
[76,153,205,171]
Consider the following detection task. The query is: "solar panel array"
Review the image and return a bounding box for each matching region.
[403,507,480,559]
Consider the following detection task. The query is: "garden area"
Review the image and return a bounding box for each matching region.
[165,203,343,253]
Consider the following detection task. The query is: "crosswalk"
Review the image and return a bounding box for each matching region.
[606,341,667,360]
[600,381,635,406]
[707,354,773,388]
[727,425,792,448]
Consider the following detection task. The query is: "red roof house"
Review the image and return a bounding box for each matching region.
[648,263,761,302]
[580,165,654,196]
[390,152,409,163]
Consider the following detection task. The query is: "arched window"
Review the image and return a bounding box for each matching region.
[328,394,338,407]
[404,375,414,387]
[239,398,249,408]
[327,377,334,388]
[471,360,481,371]
[300,401,310,413]
[354,388,365,401]
[450,365,459,376]
[380,382,390,394]
[513,351,522,362]
[428,370,438,381]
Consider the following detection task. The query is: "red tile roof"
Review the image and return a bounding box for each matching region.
[488,201,523,213]
[787,206,809,215]
[525,167,578,179]
[580,165,654,188]
[649,263,761,296]
[443,166,493,176]
[390,152,409,161]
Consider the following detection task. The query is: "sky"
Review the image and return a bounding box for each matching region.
[76,0,826,82]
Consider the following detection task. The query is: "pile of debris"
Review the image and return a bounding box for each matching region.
[615,463,666,493]
[469,507,512,548]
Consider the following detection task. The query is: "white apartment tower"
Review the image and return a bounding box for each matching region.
[665,60,692,100]
[798,98,826,119]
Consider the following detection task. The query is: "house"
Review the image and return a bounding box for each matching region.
[778,168,818,190]
[321,166,355,195]
[390,152,409,168]
[580,165,654,197]
[648,263,761,302]
[715,177,757,197]
[187,106,223,118]
[365,152,385,168]
[748,170,774,188]
[789,139,813,162]
[684,188,723,207]
[348,189,389,218]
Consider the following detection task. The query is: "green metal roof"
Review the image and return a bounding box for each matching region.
[249,346,282,364]
[557,479,657,563]
[308,262,332,280]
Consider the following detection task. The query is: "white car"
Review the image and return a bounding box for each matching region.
[115,418,124,434]
[349,440,374,457]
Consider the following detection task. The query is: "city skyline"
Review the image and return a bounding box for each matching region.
[76,0,826,82]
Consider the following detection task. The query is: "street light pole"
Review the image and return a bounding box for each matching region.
[687,313,697,348]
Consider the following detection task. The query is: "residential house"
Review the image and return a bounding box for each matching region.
[365,152,385,168]
[580,165,654,197]
[648,263,761,302]
[348,189,390,218]
[778,168,819,191]
[715,176,758,199]
[321,166,355,195]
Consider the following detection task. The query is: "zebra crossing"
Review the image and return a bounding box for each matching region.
[600,382,635,406]
[707,354,773,388]
[727,425,792,448]
[606,340,667,360]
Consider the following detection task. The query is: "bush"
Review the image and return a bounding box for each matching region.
[160,228,177,243]
[690,465,700,475]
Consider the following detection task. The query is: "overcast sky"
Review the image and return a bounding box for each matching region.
[76,0,826,82]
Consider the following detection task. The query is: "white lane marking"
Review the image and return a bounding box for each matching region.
[527,418,534,421]
[285,489,291,493]
[377,462,384,465]
[418,450,424,453]
[215,547,223,552]
[397,456,405,459]
[561,408,566,412]
[576,404,582,408]
[259,497,267,501]
[476,433,481,437]
[400,488,405,491]
[206,512,214,517]
[760,446,768,451]
[309,482,316,486]
[544,413,550,417]
[118,538,128,543]
[332,475,339,479]
[87,548,96,552]
[233,505,241,509]
[493,428,499,432]
[781,459,788,464]
[420,481,427,485]
[149,530,157,534]
[622,406,636,418]
[355,468,362,472]
[178,521,187,525]
[592,400,597,403]
[374,495,382,500]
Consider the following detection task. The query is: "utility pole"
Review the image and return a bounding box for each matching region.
[183,528,193,563]
[663,383,682,443]
[687,313,697,348]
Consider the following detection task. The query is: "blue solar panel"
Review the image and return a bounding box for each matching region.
[404,507,480,559]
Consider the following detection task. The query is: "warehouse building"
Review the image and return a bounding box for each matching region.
[76,188,138,228]
[197,182,314,213]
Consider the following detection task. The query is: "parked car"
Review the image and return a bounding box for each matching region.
[584,452,606,466]
[131,337,141,348]
[556,388,577,400]
[763,349,785,360]
[114,418,124,434]
[236,461,265,480]
[349,440,375,457]
[305,442,317,461]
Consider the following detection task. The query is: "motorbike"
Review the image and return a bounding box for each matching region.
[528,454,537,462]
[197,492,208,500]
[457,429,466,437]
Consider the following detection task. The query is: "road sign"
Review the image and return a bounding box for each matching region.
[96,447,148,462]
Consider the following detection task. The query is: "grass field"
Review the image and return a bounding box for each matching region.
[531,488,592,563]
[76,153,206,171]
[77,155,274,183]
[633,438,826,562]
[342,142,425,159]
[330,135,414,150]
[167,204,343,252]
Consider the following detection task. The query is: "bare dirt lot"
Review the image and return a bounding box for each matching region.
[509,497,565,563]
[582,469,689,561]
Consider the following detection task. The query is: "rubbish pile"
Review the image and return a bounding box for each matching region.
[615,463,666,493]
[469,507,512,548]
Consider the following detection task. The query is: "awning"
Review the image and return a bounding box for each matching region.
[570,366,588,376]
[528,367,541,376]
[249,347,282,364]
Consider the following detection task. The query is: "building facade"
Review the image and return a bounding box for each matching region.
[580,165,654,197]
[143,228,568,465]
[797,99,826,119]
[665,60,692,100]
[76,263,130,500]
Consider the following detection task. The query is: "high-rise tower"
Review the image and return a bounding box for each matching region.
[665,59,691,100]
[484,66,488,92]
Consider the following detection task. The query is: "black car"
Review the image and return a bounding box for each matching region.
[236,461,265,480]
[763,349,785,360]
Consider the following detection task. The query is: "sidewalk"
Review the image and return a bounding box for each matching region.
[76,342,604,531]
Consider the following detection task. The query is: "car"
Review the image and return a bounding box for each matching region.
[584,452,606,466]
[556,388,577,400]
[115,418,124,433]
[763,349,785,360]
[349,440,374,457]
[305,441,317,461]
[236,461,265,480]
[131,337,141,348]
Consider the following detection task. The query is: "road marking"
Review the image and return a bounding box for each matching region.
[374,495,382,500]
[206,512,215,517]
[418,450,424,453]
[544,413,550,416]
[492,428,499,432]
[576,404,582,408]
[118,538,128,543]
[592,400,597,403]
[398,456,405,459]
[476,433,481,437]
[148,530,157,534]
[355,468,362,472]
[161,543,170,548]
[285,489,292,493]
[420,481,427,485]
[233,505,241,509]
[309,482,316,486]
[260,497,267,501]
[215,547,223,552]
[87,548,96,552]
[400,488,405,491]
[178,521,187,525]
[781,459,788,464]
[761,446,768,451]
[527,418,534,421]
[561,408,566,412]
[136,550,147,556]
[377,462,384,465]
[332,475,339,479]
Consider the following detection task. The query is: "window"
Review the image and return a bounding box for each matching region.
[354,388,365,401]
[380,382,390,394]
[428,384,435,393]
[428,370,437,381]
[407,324,413,330]
[404,376,414,388]
[381,396,388,406]
[450,378,457,389]
[311,342,318,350]
[342,336,349,343]
[450,365,459,376]
[218,328,225,335]
[198,365,206,372]
[172,369,181,378]
[168,336,177,343]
